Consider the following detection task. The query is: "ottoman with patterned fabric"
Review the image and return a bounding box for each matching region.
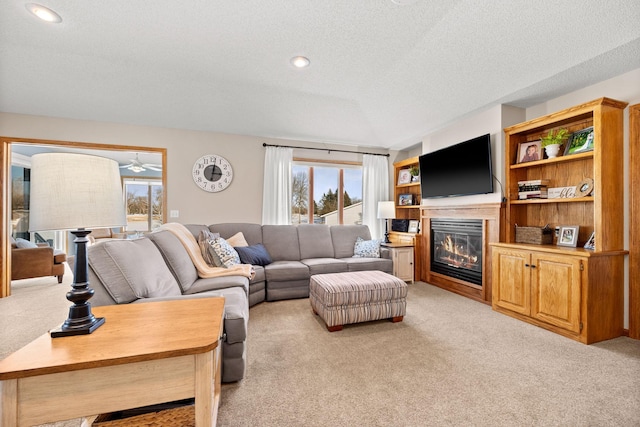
[309,270,408,332]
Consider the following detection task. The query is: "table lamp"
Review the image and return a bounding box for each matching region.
[29,153,126,338]
[377,201,396,243]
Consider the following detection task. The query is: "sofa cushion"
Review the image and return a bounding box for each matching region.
[184,275,249,296]
[331,225,373,258]
[264,260,309,282]
[88,238,182,303]
[208,237,241,268]
[210,223,263,246]
[148,230,199,293]
[262,225,301,261]
[340,257,393,273]
[251,265,266,284]
[235,244,272,266]
[301,258,348,276]
[353,237,382,258]
[184,224,209,239]
[297,224,334,259]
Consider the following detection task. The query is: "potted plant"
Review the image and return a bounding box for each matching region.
[409,165,420,182]
[540,128,569,158]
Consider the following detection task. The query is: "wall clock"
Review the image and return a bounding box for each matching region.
[192,154,233,192]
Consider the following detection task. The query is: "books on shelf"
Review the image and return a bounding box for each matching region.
[518,190,548,200]
[518,179,549,199]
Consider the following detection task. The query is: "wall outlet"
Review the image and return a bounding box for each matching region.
[170,210,179,218]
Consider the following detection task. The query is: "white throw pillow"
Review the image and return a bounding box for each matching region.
[352,236,381,258]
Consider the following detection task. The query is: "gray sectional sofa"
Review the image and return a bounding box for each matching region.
[86,223,392,383]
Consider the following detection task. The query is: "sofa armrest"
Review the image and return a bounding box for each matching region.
[380,247,392,259]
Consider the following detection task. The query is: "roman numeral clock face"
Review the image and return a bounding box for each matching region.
[192,155,233,192]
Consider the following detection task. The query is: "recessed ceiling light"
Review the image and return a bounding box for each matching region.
[25,3,62,23]
[290,56,310,69]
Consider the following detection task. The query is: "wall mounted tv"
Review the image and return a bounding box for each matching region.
[419,133,494,199]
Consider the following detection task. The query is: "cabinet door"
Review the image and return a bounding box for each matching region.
[530,253,582,334]
[492,247,530,315]
[395,247,414,282]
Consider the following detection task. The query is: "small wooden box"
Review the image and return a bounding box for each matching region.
[515,226,553,245]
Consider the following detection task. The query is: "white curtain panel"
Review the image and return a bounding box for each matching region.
[362,154,389,239]
[262,146,293,225]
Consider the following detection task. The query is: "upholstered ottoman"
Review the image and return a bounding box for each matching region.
[309,271,408,332]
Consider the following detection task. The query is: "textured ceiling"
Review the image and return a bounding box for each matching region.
[1,1,640,151]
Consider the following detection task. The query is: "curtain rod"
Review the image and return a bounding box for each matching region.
[262,142,390,157]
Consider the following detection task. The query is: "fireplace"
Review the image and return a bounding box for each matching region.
[431,219,483,286]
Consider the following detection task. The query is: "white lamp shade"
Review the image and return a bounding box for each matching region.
[377,201,396,219]
[29,153,127,231]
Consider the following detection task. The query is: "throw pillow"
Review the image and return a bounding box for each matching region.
[226,231,249,247]
[207,237,241,268]
[198,229,220,267]
[234,244,273,266]
[353,236,381,258]
[15,238,38,249]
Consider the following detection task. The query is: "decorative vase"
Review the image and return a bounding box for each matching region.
[544,144,561,158]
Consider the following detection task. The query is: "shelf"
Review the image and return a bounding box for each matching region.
[396,205,421,209]
[491,242,628,257]
[510,196,593,205]
[510,151,593,169]
[396,182,420,189]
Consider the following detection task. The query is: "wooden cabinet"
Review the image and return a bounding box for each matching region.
[382,243,414,283]
[390,156,421,280]
[492,97,628,344]
[493,243,624,343]
[493,246,581,334]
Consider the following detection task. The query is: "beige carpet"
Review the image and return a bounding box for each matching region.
[218,284,640,426]
[2,273,639,426]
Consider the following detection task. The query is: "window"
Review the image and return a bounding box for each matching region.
[123,179,163,232]
[291,162,362,225]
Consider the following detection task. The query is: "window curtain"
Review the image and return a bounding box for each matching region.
[262,146,293,225]
[362,154,389,239]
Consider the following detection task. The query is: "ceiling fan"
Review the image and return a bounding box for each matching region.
[119,153,162,173]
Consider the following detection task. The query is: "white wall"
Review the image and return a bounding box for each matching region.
[420,104,525,206]
[0,113,392,225]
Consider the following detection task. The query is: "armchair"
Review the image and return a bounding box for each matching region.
[10,237,66,283]
[87,227,127,245]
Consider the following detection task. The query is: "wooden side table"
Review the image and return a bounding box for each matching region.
[382,242,415,283]
[0,298,225,427]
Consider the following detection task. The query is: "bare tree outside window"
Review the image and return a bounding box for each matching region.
[291,163,362,225]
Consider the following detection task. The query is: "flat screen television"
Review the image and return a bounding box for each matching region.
[419,133,494,199]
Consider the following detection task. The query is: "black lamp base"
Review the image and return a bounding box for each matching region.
[50,317,105,338]
[384,221,391,243]
[50,228,105,338]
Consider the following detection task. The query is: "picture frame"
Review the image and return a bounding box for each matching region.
[557,225,580,247]
[564,126,594,155]
[397,169,411,185]
[408,220,419,233]
[584,231,595,250]
[398,193,413,206]
[517,140,542,163]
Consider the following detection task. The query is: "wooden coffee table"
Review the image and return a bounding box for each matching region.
[0,297,225,427]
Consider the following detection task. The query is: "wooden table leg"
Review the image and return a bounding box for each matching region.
[194,351,215,427]
[1,379,18,427]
